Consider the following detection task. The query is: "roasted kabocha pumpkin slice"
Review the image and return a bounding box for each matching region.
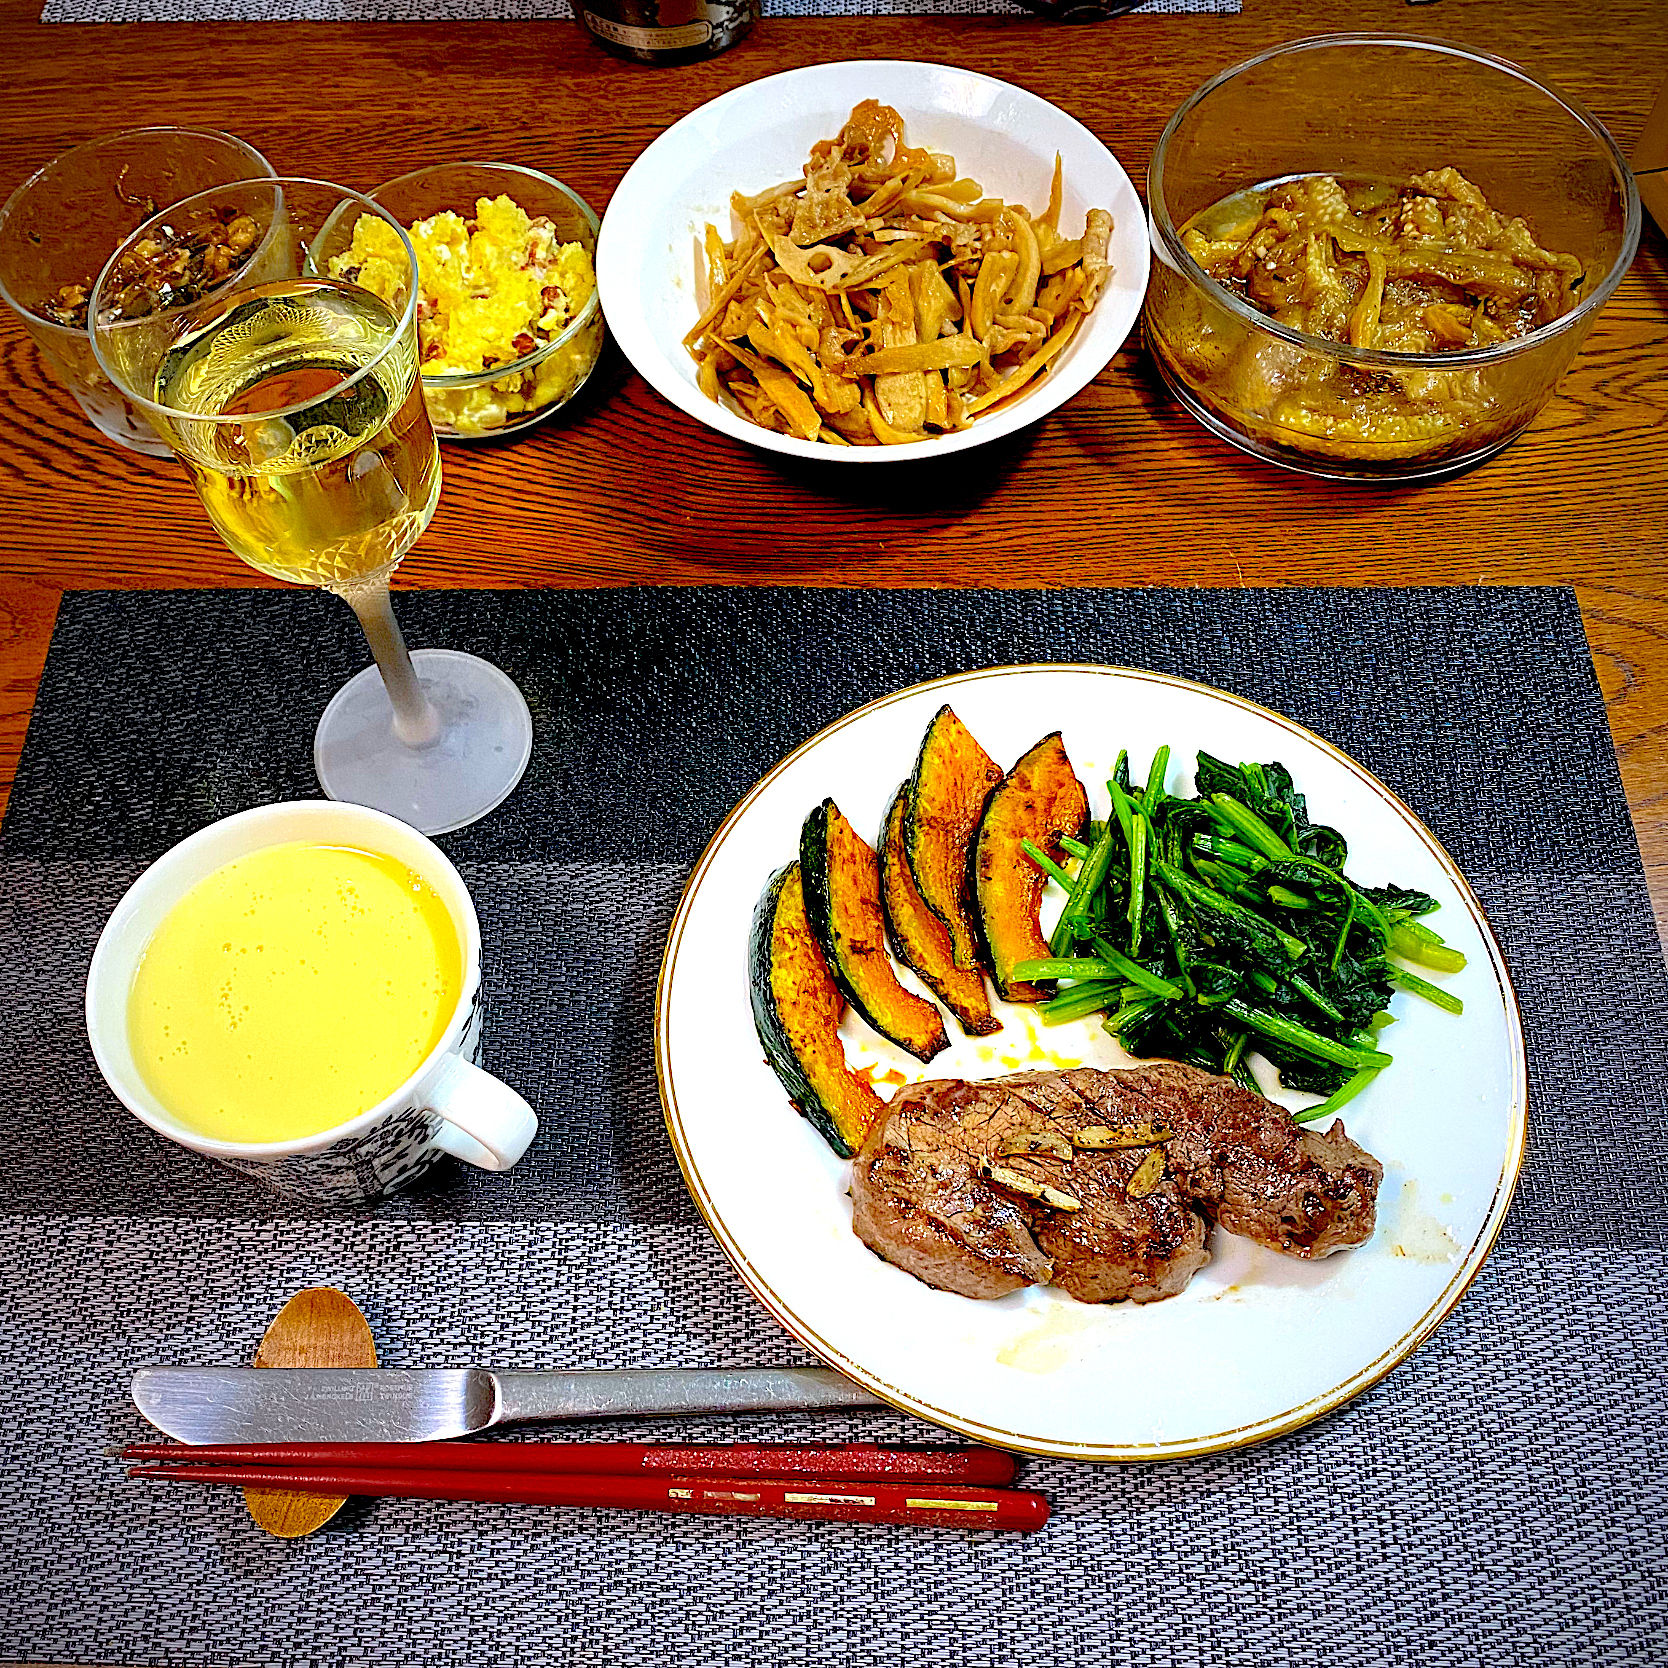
[749,862,884,1158]
[880,784,1000,1038]
[904,705,1004,971]
[970,731,1089,1003]
[801,798,949,1063]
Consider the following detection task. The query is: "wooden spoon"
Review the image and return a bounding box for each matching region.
[244,1287,377,1538]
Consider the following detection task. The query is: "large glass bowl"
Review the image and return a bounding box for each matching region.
[1144,35,1641,481]
[366,162,603,443]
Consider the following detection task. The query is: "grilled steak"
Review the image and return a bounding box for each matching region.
[1140,1060,1385,1257]
[849,1062,1381,1303]
[849,1098,1055,1300]
[851,1067,1208,1303]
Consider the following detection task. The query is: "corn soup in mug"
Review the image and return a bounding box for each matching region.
[126,840,462,1143]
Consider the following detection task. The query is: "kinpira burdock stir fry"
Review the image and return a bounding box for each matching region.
[1017,749,1466,1122]
[685,99,1113,446]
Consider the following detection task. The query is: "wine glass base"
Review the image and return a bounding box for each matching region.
[313,649,533,835]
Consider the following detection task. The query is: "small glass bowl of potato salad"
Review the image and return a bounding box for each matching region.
[332,162,603,441]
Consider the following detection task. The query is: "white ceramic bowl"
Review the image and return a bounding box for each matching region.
[596,60,1148,463]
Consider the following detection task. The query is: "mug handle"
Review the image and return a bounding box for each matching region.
[423,1053,538,1172]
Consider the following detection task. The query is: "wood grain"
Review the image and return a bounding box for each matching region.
[246,1287,378,1538]
[0,0,1664,933]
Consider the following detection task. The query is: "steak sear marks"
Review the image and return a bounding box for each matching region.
[849,1062,1381,1303]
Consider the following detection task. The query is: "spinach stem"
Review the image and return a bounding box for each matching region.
[1386,962,1464,1015]
[1038,979,1123,1025]
[1087,934,1184,998]
[1155,859,1308,961]
[1020,838,1075,892]
[1388,919,1467,972]
[1289,973,1346,1025]
[1293,1067,1380,1123]
[1102,997,1160,1037]
[1193,833,1266,868]
[1208,794,1295,860]
[1222,1000,1393,1069]
[1012,957,1123,982]
[1142,745,1171,807]
[1127,808,1148,956]
[1059,821,1116,934]
[1328,884,1356,975]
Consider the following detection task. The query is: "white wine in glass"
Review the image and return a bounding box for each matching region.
[91,178,532,835]
[156,279,438,585]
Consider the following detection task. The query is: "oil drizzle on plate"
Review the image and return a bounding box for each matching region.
[1390,1178,1460,1263]
[995,1302,1103,1374]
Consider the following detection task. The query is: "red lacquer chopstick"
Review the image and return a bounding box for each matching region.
[116,1440,1015,1485]
[128,1463,1049,1531]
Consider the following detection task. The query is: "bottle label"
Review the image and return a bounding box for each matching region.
[582,10,713,49]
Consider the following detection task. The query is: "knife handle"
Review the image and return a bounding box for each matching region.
[488,1367,885,1424]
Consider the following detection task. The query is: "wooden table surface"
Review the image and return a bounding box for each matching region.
[2,0,1665,932]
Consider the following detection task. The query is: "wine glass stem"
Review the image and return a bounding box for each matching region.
[343,583,442,749]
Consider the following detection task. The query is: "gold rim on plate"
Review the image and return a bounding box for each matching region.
[654,664,1529,1461]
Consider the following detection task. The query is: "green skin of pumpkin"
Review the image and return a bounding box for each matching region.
[799,798,947,1063]
[879,782,1001,1038]
[748,861,880,1158]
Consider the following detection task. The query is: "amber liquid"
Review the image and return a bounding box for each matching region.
[154,280,441,591]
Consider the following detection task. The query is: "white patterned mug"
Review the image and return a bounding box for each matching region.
[85,800,537,1202]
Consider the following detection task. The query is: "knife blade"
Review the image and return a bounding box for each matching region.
[132,1366,886,1444]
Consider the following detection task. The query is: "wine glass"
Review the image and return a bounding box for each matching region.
[88,176,533,835]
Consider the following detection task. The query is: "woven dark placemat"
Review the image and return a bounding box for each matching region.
[0,584,1664,1667]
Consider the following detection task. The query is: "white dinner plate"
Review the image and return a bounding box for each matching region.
[655,667,1527,1460]
[596,60,1148,462]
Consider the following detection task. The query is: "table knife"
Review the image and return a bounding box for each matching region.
[132,1366,885,1444]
